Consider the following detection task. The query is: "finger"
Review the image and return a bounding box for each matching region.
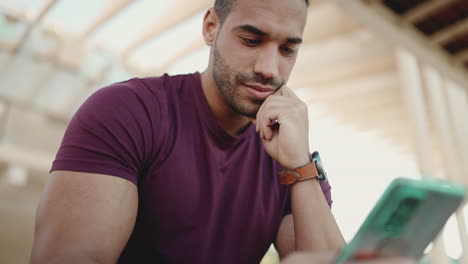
[261,106,280,141]
[257,96,295,140]
[256,96,273,140]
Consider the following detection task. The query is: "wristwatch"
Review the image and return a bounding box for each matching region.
[278,151,328,185]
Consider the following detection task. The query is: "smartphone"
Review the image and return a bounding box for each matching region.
[335,177,466,263]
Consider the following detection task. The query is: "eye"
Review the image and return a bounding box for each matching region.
[241,37,261,46]
[280,45,296,56]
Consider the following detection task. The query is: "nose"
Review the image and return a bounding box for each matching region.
[253,45,280,81]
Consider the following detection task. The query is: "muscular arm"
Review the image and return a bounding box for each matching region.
[276,179,345,258]
[30,170,138,264]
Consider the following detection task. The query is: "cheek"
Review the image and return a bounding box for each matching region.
[279,56,297,80]
[232,47,256,70]
[219,38,255,69]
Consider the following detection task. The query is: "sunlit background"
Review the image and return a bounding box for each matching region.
[1,0,468,263]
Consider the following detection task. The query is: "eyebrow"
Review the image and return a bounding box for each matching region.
[233,24,303,44]
[286,37,302,45]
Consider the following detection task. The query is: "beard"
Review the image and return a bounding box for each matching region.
[212,43,284,118]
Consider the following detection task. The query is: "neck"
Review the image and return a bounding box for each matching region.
[200,69,251,136]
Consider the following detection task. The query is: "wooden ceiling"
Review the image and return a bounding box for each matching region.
[0,0,467,263]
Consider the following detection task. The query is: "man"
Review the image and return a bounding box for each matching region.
[31,0,368,263]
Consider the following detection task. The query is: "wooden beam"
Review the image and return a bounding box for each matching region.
[139,37,206,76]
[454,49,468,65]
[332,0,468,95]
[80,0,136,40]
[396,50,438,177]
[0,11,22,51]
[291,29,394,85]
[290,53,395,88]
[0,0,58,73]
[430,18,468,45]
[310,86,402,116]
[445,81,468,180]
[10,0,58,55]
[30,29,61,61]
[123,0,212,59]
[424,65,467,184]
[303,2,362,43]
[401,0,458,24]
[423,65,468,262]
[297,71,400,103]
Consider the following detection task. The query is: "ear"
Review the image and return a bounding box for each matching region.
[202,8,219,46]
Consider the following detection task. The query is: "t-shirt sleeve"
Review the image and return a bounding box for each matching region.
[282,179,333,216]
[50,79,159,186]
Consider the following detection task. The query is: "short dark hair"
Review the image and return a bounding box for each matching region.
[214,0,310,25]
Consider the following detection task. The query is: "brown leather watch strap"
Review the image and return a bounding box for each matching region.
[278,162,320,185]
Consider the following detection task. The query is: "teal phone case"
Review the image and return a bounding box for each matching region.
[335,177,466,263]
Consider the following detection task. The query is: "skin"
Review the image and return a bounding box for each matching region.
[30,0,405,263]
[30,171,138,264]
[282,252,415,264]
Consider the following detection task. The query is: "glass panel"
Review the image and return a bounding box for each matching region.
[130,11,205,70]
[22,26,58,56]
[0,11,28,45]
[44,0,111,36]
[167,46,210,75]
[78,48,112,80]
[0,0,49,18]
[0,54,52,100]
[89,0,172,53]
[34,69,83,112]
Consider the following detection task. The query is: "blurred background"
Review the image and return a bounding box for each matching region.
[0,0,467,263]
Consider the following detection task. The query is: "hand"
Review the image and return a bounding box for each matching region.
[281,252,415,264]
[253,86,310,169]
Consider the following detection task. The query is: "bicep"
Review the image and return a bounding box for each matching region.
[31,170,138,264]
[275,214,295,259]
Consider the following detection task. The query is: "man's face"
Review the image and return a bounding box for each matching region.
[211,0,308,118]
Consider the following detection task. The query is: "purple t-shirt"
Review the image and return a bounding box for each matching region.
[51,73,332,264]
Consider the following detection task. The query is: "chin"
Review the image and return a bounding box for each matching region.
[240,106,261,118]
[230,94,263,118]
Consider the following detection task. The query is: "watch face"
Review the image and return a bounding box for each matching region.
[312,151,327,181]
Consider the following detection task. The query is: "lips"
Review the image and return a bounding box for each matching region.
[243,84,275,100]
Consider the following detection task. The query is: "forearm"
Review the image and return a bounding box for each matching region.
[31,253,105,264]
[291,178,345,252]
